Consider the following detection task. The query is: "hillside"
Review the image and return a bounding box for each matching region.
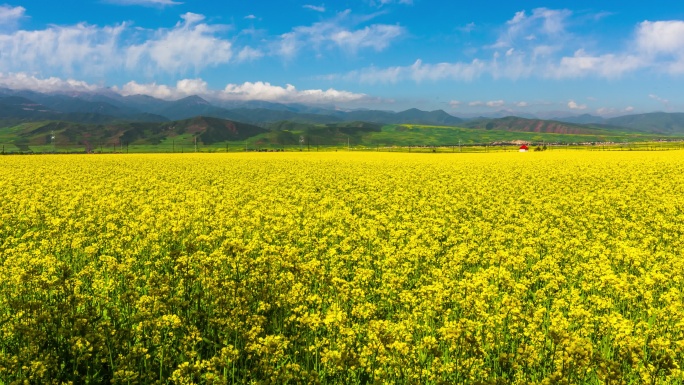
[555,114,607,125]
[461,116,611,135]
[605,112,684,134]
[1,116,267,151]
[0,93,167,123]
[258,121,383,146]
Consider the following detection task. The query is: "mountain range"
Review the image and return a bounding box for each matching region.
[3,88,684,134]
[1,88,684,152]
[0,88,465,127]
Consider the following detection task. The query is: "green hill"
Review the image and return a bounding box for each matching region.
[0,116,267,152]
[605,112,684,134]
[1,114,682,153]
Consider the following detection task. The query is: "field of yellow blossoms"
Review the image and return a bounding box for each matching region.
[1,151,683,384]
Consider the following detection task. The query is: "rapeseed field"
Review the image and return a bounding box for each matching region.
[0,152,683,384]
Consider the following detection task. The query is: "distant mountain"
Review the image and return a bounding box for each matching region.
[153,96,247,121]
[394,108,464,125]
[605,112,684,134]
[122,94,174,112]
[0,93,167,123]
[555,114,606,125]
[456,111,538,120]
[462,116,608,135]
[342,108,462,125]
[0,89,468,126]
[229,108,343,125]
[214,99,298,111]
[0,96,56,119]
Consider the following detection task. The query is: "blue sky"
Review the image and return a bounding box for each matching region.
[1,1,684,116]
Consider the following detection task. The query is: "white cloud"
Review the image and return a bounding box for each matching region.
[550,50,644,78]
[486,100,505,108]
[567,100,587,110]
[336,9,684,84]
[636,20,684,74]
[237,47,263,62]
[0,13,241,77]
[409,59,486,82]
[649,94,668,102]
[275,10,405,58]
[117,81,177,99]
[126,13,236,73]
[0,5,24,29]
[649,93,670,106]
[336,64,405,84]
[220,82,366,103]
[104,0,182,6]
[116,78,368,103]
[303,4,326,12]
[493,8,572,49]
[636,21,684,55]
[449,100,461,108]
[244,14,257,20]
[370,0,413,6]
[468,101,483,107]
[331,24,404,53]
[335,57,496,84]
[516,101,528,107]
[0,72,101,93]
[624,106,634,112]
[0,23,127,76]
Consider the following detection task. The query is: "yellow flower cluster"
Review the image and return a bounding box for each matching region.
[0,151,683,384]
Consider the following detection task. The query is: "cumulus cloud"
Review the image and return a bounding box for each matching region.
[332,10,684,83]
[0,4,24,29]
[549,50,644,79]
[0,72,101,93]
[449,100,461,108]
[0,13,243,77]
[275,10,405,58]
[636,21,684,55]
[468,101,483,107]
[126,13,236,73]
[104,0,182,6]
[567,100,587,110]
[116,78,368,103]
[220,82,367,103]
[326,9,684,84]
[516,101,529,107]
[636,20,684,73]
[236,47,264,62]
[0,23,128,76]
